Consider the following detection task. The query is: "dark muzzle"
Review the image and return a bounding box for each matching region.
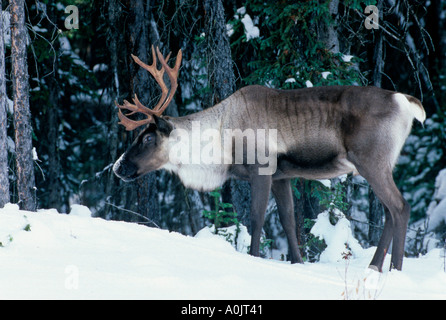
[113,156,138,181]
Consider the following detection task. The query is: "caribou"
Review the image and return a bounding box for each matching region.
[113,46,425,272]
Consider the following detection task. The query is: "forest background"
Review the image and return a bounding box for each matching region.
[1,0,445,261]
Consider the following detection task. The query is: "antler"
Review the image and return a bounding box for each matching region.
[116,45,182,131]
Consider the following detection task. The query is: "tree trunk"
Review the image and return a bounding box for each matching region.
[11,0,36,211]
[318,0,340,54]
[368,0,385,246]
[0,8,10,208]
[204,0,251,228]
[204,0,236,105]
[435,0,446,72]
[372,0,385,88]
[127,0,159,224]
[46,4,62,212]
[46,69,62,211]
[103,0,122,220]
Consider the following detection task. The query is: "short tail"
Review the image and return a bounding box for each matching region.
[404,94,426,123]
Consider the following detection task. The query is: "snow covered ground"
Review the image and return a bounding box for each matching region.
[0,203,445,300]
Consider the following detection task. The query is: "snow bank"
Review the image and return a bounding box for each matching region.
[195,224,251,254]
[0,204,445,299]
[69,204,92,218]
[310,209,364,263]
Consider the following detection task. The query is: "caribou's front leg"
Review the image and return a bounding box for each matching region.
[249,175,272,257]
[272,179,303,264]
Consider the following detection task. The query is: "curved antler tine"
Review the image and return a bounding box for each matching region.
[164,51,172,65]
[174,49,182,71]
[131,54,146,69]
[155,47,171,70]
[115,99,153,131]
[131,48,165,79]
[132,94,153,114]
[156,47,182,73]
[155,47,182,114]
[122,99,138,113]
[115,99,136,115]
[150,45,156,67]
[117,109,152,131]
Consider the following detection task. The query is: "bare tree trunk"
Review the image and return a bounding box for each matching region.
[11,0,36,211]
[46,4,62,211]
[204,0,236,105]
[0,8,10,207]
[127,0,159,224]
[435,0,446,72]
[46,70,62,210]
[319,0,340,54]
[204,0,251,228]
[368,0,385,246]
[103,0,122,220]
[372,0,385,88]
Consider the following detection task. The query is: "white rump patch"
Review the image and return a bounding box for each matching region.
[393,93,426,123]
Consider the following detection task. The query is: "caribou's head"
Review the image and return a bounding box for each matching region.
[113,46,181,181]
[113,116,173,181]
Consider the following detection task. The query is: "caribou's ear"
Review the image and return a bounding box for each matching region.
[153,115,173,136]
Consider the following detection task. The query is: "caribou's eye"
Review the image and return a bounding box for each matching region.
[143,134,154,144]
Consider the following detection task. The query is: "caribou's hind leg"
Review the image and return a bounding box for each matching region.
[367,176,410,271]
[348,152,410,271]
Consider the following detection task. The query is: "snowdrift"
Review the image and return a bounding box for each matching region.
[0,203,445,300]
